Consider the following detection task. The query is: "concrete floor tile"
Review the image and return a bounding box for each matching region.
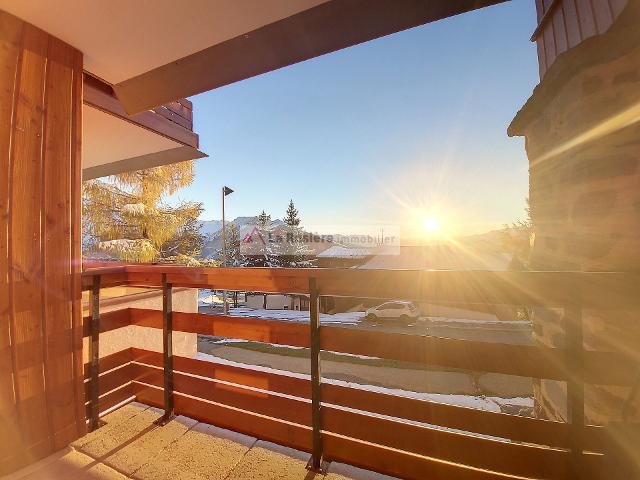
[76,406,161,460]
[132,423,255,480]
[14,449,128,480]
[71,403,149,451]
[99,415,197,476]
[325,462,398,480]
[226,441,318,480]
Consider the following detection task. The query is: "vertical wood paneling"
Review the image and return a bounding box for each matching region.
[609,0,627,16]
[43,36,76,450]
[552,5,569,55]
[536,34,548,78]
[0,10,23,466]
[535,0,629,78]
[563,0,583,48]
[536,0,546,21]
[10,21,51,460]
[71,47,86,440]
[592,0,614,33]
[543,18,557,68]
[575,0,598,39]
[0,9,83,474]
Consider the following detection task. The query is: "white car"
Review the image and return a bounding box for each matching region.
[365,301,419,323]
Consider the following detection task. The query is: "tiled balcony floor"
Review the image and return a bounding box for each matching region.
[5,403,396,480]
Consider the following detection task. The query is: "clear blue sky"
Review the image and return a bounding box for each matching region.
[171,0,539,236]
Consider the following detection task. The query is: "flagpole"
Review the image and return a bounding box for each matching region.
[222,187,228,315]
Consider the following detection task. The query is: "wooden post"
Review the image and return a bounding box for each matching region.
[89,275,100,431]
[156,273,175,425]
[565,303,584,478]
[307,277,326,472]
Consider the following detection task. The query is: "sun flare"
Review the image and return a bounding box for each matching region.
[422,217,441,234]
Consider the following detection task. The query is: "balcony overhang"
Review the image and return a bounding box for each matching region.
[0,0,507,114]
[82,75,206,180]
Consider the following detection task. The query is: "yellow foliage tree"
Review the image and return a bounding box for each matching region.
[83,161,204,263]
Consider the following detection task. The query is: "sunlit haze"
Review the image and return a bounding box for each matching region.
[171,0,538,239]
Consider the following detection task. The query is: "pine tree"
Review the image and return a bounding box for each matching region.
[280,200,314,267]
[83,162,204,263]
[284,199,300,227]
[257,210,271,226]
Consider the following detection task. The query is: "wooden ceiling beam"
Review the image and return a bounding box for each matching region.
[113,0,508,114]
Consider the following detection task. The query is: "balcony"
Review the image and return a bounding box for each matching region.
[65,265,640,480]
[16,401,377,480]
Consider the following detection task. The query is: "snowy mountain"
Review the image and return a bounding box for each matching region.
[199,220,223,237]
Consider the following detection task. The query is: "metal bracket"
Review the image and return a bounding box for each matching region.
[305,457,329,474]
[158,274,175,424]
[308,277,324,472]
[89,275,101,432]
[153,413,176,427]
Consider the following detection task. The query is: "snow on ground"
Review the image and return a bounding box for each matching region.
[195,351,533,415]
[230,307,363,325]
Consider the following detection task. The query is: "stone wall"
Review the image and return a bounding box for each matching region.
[509,1,640,424]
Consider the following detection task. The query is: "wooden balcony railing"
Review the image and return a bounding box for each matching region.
[81,265,640,480]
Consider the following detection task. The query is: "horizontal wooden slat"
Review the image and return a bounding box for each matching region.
[125,349,610,457]
[84,265,640,309]
[82,308,131,337]
[176,98,193,110]
[83,348,132,379]
[163,268,311,294]
[84,363,133,399]
[153,106,192,130]
[133,363,310,426]
[85,383,134,419]
[134,384,521,480]
[81,269,128,290]
[134,384,312,452]
[128,306,630,384]
[324,433,528,480]
[322,325,566,380]
[125,271,164,288]
[130,309,309,347]
[324,406,571,479]
[132,348,310,398]
[322,325,633,385]
[83,74,199,147]
[165,101,192,120]
[321,381,570,448]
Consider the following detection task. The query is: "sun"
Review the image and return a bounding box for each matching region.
[422,217,441,234]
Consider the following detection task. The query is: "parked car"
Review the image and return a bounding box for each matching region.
[365,301,419,323]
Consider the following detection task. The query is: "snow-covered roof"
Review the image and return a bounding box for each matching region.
[317,246,373,259]
[360,245,512,271]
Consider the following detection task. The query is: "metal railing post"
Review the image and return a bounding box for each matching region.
[156,273,175,425]
[307,277,326,472]
[89,275,101,431]
[565,302,584,478]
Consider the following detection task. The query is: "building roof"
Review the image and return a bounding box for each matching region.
[317,245,373,259]
[360,244,512,271]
